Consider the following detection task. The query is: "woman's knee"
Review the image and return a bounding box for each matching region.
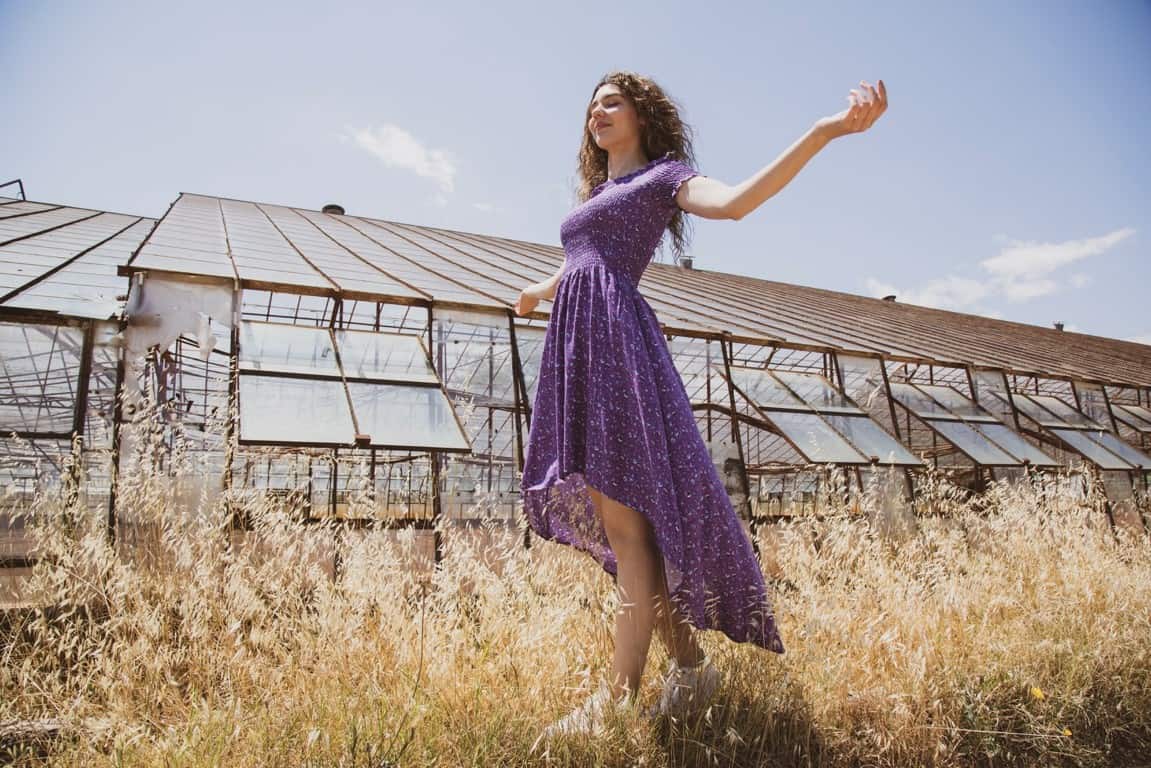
[600,496,657,551]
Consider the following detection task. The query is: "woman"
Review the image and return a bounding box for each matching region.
[515,71,887,737]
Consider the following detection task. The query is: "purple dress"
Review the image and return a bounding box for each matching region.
[520,151,785,654]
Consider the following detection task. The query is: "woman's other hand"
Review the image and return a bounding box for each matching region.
[815,79,887,140]
[515,283,547,316]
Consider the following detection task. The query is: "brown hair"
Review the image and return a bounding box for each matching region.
[577,70,697,265]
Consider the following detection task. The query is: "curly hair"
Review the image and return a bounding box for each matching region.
[577,70,698,266]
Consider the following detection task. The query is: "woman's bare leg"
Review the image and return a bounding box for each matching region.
[652,554,706,668]
[587,484,704,701]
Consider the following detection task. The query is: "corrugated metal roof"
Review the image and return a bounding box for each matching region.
[10,192,1151,387]
[0,201,154,319]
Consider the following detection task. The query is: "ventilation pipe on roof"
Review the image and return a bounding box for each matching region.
[677,254,693,269]
[1054,321,1065,331]
[882,294,897,302]
[322,203,345,215]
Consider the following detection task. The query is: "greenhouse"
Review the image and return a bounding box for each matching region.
[2,185,1149,584]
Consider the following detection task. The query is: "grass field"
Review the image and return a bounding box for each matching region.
[2,458,1149,767]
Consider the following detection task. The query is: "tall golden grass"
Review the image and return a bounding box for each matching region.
[2,424,1150,767]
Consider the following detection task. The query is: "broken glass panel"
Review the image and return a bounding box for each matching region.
[765,411,867,463]
[929,420,1021,465]
[335,330,437,382]
[346,382,471,450]
[238,375,353,444]
[821,415,921,465]
[239,321,339,376]
[971,423,1060,466]
[1050,429,1132,470]
[772,370,863,413]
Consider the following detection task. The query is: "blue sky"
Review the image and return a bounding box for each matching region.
[3,0,1148,344]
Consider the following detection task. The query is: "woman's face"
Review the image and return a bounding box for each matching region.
[587,84,644,151]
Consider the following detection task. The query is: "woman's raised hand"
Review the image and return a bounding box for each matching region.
[816,79,888,139]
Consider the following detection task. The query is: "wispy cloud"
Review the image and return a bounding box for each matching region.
[342,123,457,195]
[471,202,496,212]
[865,227,1135,312]
[980,228,1134,301]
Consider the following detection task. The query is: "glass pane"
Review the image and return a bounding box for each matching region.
[239,375,354,444]
[1088,430,1151,469]
[725,365,809,410]
[930,420,1021,465]
[772,370,863,413]
[1112,407,1151,432]
[1029,395,1103,428]
[822,415,921,465]
[971,423,1060,467]
[915,384,998,422]
[889,382,960,420]
[347,382,471,450]
[1074,382,1112,428]
[1101,471,1144,532]
[239,321,339,376]
[1117,404,1151,431]
[766,411,866,463]
[837,354,889,411]
[335,330,437,382]
[0,322,82,434]
[1050,429,1133,470]
[1008,393,1069,427]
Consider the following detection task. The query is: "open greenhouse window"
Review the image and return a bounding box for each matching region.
[1028,394,1105,429]
[889,383,962,421]
[1083,430,1148,470]
[891,382,1056,467]
[1048,429,1134,471]
[1002,392,1077,428]
[999,391,1150,471]
[913,384,999,422]
[970,423,1061,467]
[1113,404,1151,433]
[236,320,471,452]
[720,364,920,466]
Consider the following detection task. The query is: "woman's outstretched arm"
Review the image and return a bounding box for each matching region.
[678,79,888,221]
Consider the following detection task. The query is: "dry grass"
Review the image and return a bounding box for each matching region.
[2,433,1150,766]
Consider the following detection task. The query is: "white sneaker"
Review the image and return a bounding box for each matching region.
[651,655,720,719]
[539,680,636,739]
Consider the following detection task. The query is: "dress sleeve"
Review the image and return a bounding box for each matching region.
[661,158,702,211]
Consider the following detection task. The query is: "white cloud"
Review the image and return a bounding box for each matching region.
[343,123,457,194]
[865,226,1134,312]
[1127,333,1151,346]
[980,227,1134,302]
[472,202,496,212]
[980,228,1133,279]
